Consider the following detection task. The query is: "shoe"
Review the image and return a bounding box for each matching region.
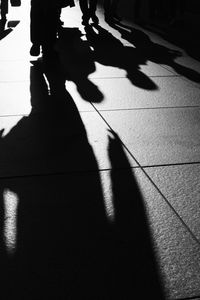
[30,44,40,56]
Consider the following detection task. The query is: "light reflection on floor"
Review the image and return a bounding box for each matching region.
[3,189,19,255]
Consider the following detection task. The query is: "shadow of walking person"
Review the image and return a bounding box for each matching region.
[84,24,158,90]
[0,55,166,299]
[0,59,111,299]
[108,21,200,84]
[56,27,104,103]
[107,130,166,299]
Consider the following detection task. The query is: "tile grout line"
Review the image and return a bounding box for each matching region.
[1,105,200,119]
[172,296,200,300]
[158,64,200,90]
[91,102,200,247]
[1,161,200,181]
[90,105,200,112]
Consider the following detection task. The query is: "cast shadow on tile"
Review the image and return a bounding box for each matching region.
[0,59,99,177]
[144,19,200,63]
[107,21,200,84]
[84,24,158,91]
[57,27,104,103]
[56,25,158,105]
[0,132,165,299]
[0,19,20,40]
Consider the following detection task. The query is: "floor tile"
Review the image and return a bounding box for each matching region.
[0,82,31,116]
[163,55,200,78]
[0,73,94,117]
[161,57,200,88]
[88,61,173,79]
[132,167,200,300]
[0,110,137,177]
[90,76,200,111]
[100,107,200,166]
[1,165,200,299]
[0,2,200,300]
[0,60,31,83]
[57,19,173,82]
[65,80,103,111]
[0,21,31,61]
[145,164,200,242]
[0,172,116,298]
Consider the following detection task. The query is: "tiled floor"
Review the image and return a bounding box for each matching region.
[1,1,200,299]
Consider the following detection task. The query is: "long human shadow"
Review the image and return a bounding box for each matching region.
[107,130,165,299]
[107,21,200,83]
[0,59,110,299]
[0,57,166,299]
[140,16,200,62]
[56,27,104,103]
[84,24,158,90]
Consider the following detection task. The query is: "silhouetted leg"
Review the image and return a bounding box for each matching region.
[79,0,90,25]
[89,0,98,23]
[30,0,43,55]
[41,4,59,58]
[30,1,59,57]
[0,0,8,19]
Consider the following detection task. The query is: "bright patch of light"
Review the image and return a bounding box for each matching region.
[100,171,115,222]
[0,116,23,137]
[3,189,19,255]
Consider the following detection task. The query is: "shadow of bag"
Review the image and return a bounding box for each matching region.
[10,0,21,6]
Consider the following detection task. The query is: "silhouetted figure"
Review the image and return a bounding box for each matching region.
[104,0,121,23]
[85,24,157,90]
[0,0,8,20]
[107,21,200,83]
[79,0,99,25]
[30,0,61,57]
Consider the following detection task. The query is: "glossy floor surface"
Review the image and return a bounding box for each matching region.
[0,1,200,299]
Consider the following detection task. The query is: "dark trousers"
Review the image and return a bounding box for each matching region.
[0,0,9,18]
[79,0,98,17]
[30,0,59,51]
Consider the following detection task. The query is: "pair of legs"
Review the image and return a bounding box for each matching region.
[79,0,98,25]
[0,0,8,20]
[30,0,60,56]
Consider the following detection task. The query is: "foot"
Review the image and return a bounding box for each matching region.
[30,44,40,56]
